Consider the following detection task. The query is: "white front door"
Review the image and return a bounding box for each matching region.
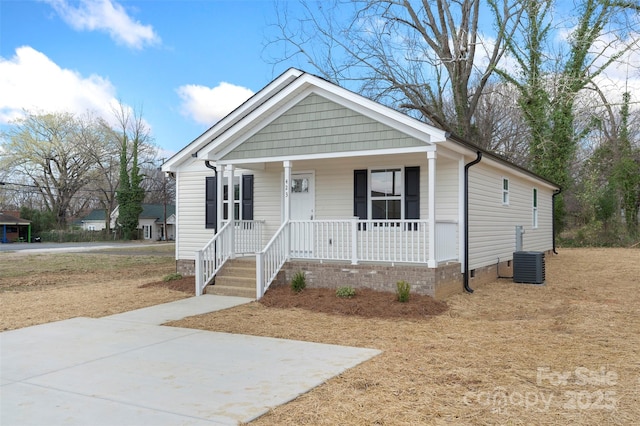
[290,172,314,256]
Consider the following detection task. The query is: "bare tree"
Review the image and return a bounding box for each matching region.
[268,0,524,144]
[1,112,98,226]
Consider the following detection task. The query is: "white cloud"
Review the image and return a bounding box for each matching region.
[176,82,254,126]
[43,0,160,49]
[0,46,121,124]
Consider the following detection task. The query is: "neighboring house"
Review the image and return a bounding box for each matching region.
[78,209,108,231]
[110,204,176,241]
[0,212,32,243]
[162,69,560,299]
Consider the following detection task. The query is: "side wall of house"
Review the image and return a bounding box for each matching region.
[175,160,216,261]
[467,160,554,271]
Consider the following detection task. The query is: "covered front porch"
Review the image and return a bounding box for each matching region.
[196,217,460,298]
[195,148,463,298]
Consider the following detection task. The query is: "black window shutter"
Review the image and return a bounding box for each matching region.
[353,169,368,219]
[205,176,217,229]
[241,174,254,220]
[404,166,420,219]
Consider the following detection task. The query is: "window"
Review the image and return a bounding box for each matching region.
[223,177,241,221]
[533,188,538,228]
[370,169,402,219]
[502,178,510,205]
[353,167,420,222]
[205,174,254,230]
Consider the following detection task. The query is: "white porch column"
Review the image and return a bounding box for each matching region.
[227,164,235,259]
[283,161,292,222]
[216,166,223,234]
[428,151,437,268]
[283,160,292,258]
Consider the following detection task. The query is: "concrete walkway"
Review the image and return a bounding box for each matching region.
[1,296,381,425]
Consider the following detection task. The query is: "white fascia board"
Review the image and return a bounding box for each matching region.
[162,68,304,172]
[217,146,432,166]
[480,155,558,190]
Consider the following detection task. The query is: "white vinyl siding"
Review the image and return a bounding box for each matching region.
[175,162,214,260]
[468,163,554,270]
[435,158,459,220]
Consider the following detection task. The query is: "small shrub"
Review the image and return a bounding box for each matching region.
[336,286,356,298]
[396,280,410,303]
[163,273,182,282]
[290,271,306,293]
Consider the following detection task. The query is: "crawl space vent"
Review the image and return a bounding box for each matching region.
[513,251,545,284]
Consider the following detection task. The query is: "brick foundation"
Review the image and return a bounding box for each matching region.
[176,250,551,300]
[177,259,195,276]
[274,260,462,300]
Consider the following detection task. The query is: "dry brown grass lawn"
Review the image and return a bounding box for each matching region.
[168,248,640,425]
[1,247,638,424]
[0,244,189,330]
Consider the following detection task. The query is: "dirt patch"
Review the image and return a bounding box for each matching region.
[139,276,196,295]
[260,285,448,319]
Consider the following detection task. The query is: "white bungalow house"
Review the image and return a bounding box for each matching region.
[162,69,559,299]
[110,204,176,240]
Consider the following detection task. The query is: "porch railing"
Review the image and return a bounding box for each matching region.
[255,218,458,298]
[195,220,264,296]
[289,219,458,264]
[256,221,289,299]
[195,221,233,296]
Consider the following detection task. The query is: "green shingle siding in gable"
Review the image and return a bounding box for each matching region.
[221,94,424,160]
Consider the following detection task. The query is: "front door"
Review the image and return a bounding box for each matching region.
[290,172,315,256]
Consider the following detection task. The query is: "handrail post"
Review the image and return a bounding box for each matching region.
[351,217,358,265]
[195,250,203,296]
[256,251,264,299]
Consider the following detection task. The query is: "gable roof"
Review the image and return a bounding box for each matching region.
[163,68,559,190]
[80,209,107,221]
[140,204,176,222]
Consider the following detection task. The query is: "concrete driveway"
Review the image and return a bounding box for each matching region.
[1,296,381,425]
[0,241,168,255]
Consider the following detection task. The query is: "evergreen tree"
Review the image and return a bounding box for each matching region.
[116,135,144,240]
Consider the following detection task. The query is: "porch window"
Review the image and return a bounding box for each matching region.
[205,174,253,230]
[532,188,538,228]
[370,169,402,220]
[353,166,420,223]
[223,177,241,221]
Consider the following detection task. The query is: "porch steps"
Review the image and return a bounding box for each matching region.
[205,257,256,299]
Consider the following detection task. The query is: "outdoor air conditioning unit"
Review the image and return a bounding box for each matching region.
[513,251,545,284]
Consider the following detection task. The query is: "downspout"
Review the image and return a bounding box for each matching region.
[552,188,562,254]
[464,151,482,293]
[205,160,217,176]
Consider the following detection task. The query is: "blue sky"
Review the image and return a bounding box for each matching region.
[1,0,297,156]
[2,0,637,158]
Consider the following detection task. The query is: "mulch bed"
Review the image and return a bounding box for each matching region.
[140,278,448,319]
[260,285,448,319]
